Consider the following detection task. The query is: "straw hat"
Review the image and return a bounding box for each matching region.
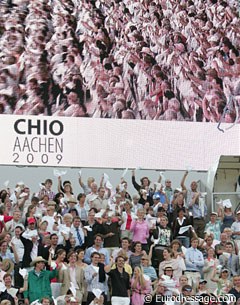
[30,256,47,267]
[2,259,14,273]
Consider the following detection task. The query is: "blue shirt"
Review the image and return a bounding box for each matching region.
[84,246,110,265]
[142,265,158,281]
[84,264,107,292]
[192,202,207,218]
[185,247,204,271]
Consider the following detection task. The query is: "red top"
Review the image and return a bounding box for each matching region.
[0,215,13,233]
[126,213,132,230]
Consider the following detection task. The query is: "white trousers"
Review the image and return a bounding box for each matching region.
[184,271,201,292]
[111,296,130,305]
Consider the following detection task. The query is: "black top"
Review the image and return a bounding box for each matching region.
[228,288,240,301]
[84,221,104,248]
[0,290,15,305]
[172,217,191,238]
[108,268,130,297]
[103,222,120,248]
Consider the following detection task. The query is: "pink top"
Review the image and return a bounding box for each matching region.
[131,279,151,305]
[130,220,149,243]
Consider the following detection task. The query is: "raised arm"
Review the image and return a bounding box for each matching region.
[132,170,141,192]
[57,176,63,193]
[78,175,84,188]
[180,171,188,191]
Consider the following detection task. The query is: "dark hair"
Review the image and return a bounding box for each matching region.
[140,177,150,186]
[164,267,173,277]
[76,248,85,255]
[132,241,142,252]
[69,209,79,216]
[31,196,40,204]
[63,181,71,186]
[54,193,64,203]
[177,208,185,214]
[91,251,100,258]
[40,297,51,303]
[182,285,193,292]
[89,207,98,214]
[15,225,24,231]
[164,90,175,99]
[50,233,58,240]
[115,255,126,263]
[1,193,8,203]
[3,273,12,280]
[77,193,86,201]
[45,179,53,184]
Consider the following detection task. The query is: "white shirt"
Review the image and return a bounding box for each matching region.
[31,242,38,261]
[70,226,85,247]
[11,236,24,261]
[42,215,55,233]
[69,266,79,289]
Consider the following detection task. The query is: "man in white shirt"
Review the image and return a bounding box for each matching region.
[11,226,25,263]
[41,206,55,233]
[11,225,25,287]
[5,210,23,235]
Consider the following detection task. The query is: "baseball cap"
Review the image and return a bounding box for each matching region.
[210,212,218,216]
[28,217,36,224]
[182,285,193,292]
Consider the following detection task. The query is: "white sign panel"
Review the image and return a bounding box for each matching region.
[0,115,239,170]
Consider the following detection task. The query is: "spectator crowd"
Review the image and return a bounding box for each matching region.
[0,0,240,121]
[0,169,240,305]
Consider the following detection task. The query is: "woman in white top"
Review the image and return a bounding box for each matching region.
[202,247,219,291]
[120,201,135,240]
[49,249,68,298]
[159,248,185,282]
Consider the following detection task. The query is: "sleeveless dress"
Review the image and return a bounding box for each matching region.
[221,214,234,232]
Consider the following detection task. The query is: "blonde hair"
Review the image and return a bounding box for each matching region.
[87,177,95,184]
[63,213,73,223]
[137,208,146,215]
[132,267,147,290]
